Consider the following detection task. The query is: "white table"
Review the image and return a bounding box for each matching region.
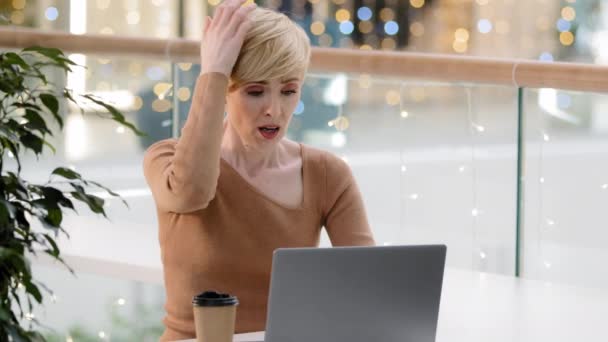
[181,267,608,341]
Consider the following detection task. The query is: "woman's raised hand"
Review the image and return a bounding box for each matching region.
[200,0,257,77]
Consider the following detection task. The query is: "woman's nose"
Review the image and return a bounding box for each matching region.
[265,95,281,117]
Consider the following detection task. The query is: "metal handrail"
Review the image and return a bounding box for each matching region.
[1,27,608,92]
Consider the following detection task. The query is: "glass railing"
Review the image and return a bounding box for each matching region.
[5,33,608,338]
[521,88,608,288]
[29,263,165,341]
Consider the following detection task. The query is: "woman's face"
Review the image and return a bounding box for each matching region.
[225,75,303,150]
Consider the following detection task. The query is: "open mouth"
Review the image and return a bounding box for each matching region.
[258,125,280,139]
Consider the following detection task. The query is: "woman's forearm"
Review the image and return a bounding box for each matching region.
[143,72,228,213]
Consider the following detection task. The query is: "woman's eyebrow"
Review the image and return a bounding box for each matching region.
[248,78,301,85]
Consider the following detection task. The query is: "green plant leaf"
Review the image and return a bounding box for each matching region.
[39,93,59,115]
[3,52,30,70]
[88,180,129,208]
[82,94,145,136]
[22,46,63,58]
[24,109,51,135]
[12,102,43,111]
[40,186,74,210]
[0,78,14,93]
[0,200,14,226]
[24,281,42,304]
[51,167,82,180]
[44,208,62,227]
[42,234,60,258]
[19,132,44,154]
[70,190,106,217]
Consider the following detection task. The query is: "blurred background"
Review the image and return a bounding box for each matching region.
[2,0,608,340]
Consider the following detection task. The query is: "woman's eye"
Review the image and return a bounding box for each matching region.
[246,89,297,96]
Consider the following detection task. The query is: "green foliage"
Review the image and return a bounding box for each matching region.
[0,46,143,341]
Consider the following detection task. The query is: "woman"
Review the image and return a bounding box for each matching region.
[143,0,375,340]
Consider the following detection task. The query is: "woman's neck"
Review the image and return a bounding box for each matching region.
[220,122,285,177]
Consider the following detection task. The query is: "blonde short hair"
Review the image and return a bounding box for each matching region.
[229,7,311,89]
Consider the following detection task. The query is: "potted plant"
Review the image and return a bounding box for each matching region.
[0,46,143,341]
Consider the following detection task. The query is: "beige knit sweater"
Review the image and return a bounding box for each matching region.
[143,73,375,341]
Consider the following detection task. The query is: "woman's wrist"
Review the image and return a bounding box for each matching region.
[199,65,231,78]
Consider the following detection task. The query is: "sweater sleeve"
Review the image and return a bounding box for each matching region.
[322,153,376,247]
[143,72,228,213]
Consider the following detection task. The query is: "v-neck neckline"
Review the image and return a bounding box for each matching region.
[219,143,307,211]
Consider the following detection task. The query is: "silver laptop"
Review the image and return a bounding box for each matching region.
[250,244,446,342]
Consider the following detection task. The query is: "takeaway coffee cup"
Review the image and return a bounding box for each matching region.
[192,291,239,342]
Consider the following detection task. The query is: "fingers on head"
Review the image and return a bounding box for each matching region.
[235,16,252,38]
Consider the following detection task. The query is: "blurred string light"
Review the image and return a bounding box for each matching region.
[477,19,492,34]
[45,6,59,21]
[319,34,333,47]
[453,28,469,53]
[385,90,400,106]
[381,38,396,50]
[178,63,192,71]
[357,7,372,21]
[455,28,470,42]
[146,66,166,80]
[561,6,576,21]
[331,132,347,148]
[539,52,554,62]
[358,74,371,88]
[560,31,574,46]
[12,0,26,10]
[358,21,373,34]
[335,9,350,22]
[410,22,425,37]
[556,18,571,32]
[177,87,191,102]
[310,21,325,36]
[410,0,425,9]
[126,11,141,25]
[384,21,399,35]
[153,82,172,99]
[379,8,394,22]
[339,21,354,35]
[10,11,24,24]
[133,96,143,110]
